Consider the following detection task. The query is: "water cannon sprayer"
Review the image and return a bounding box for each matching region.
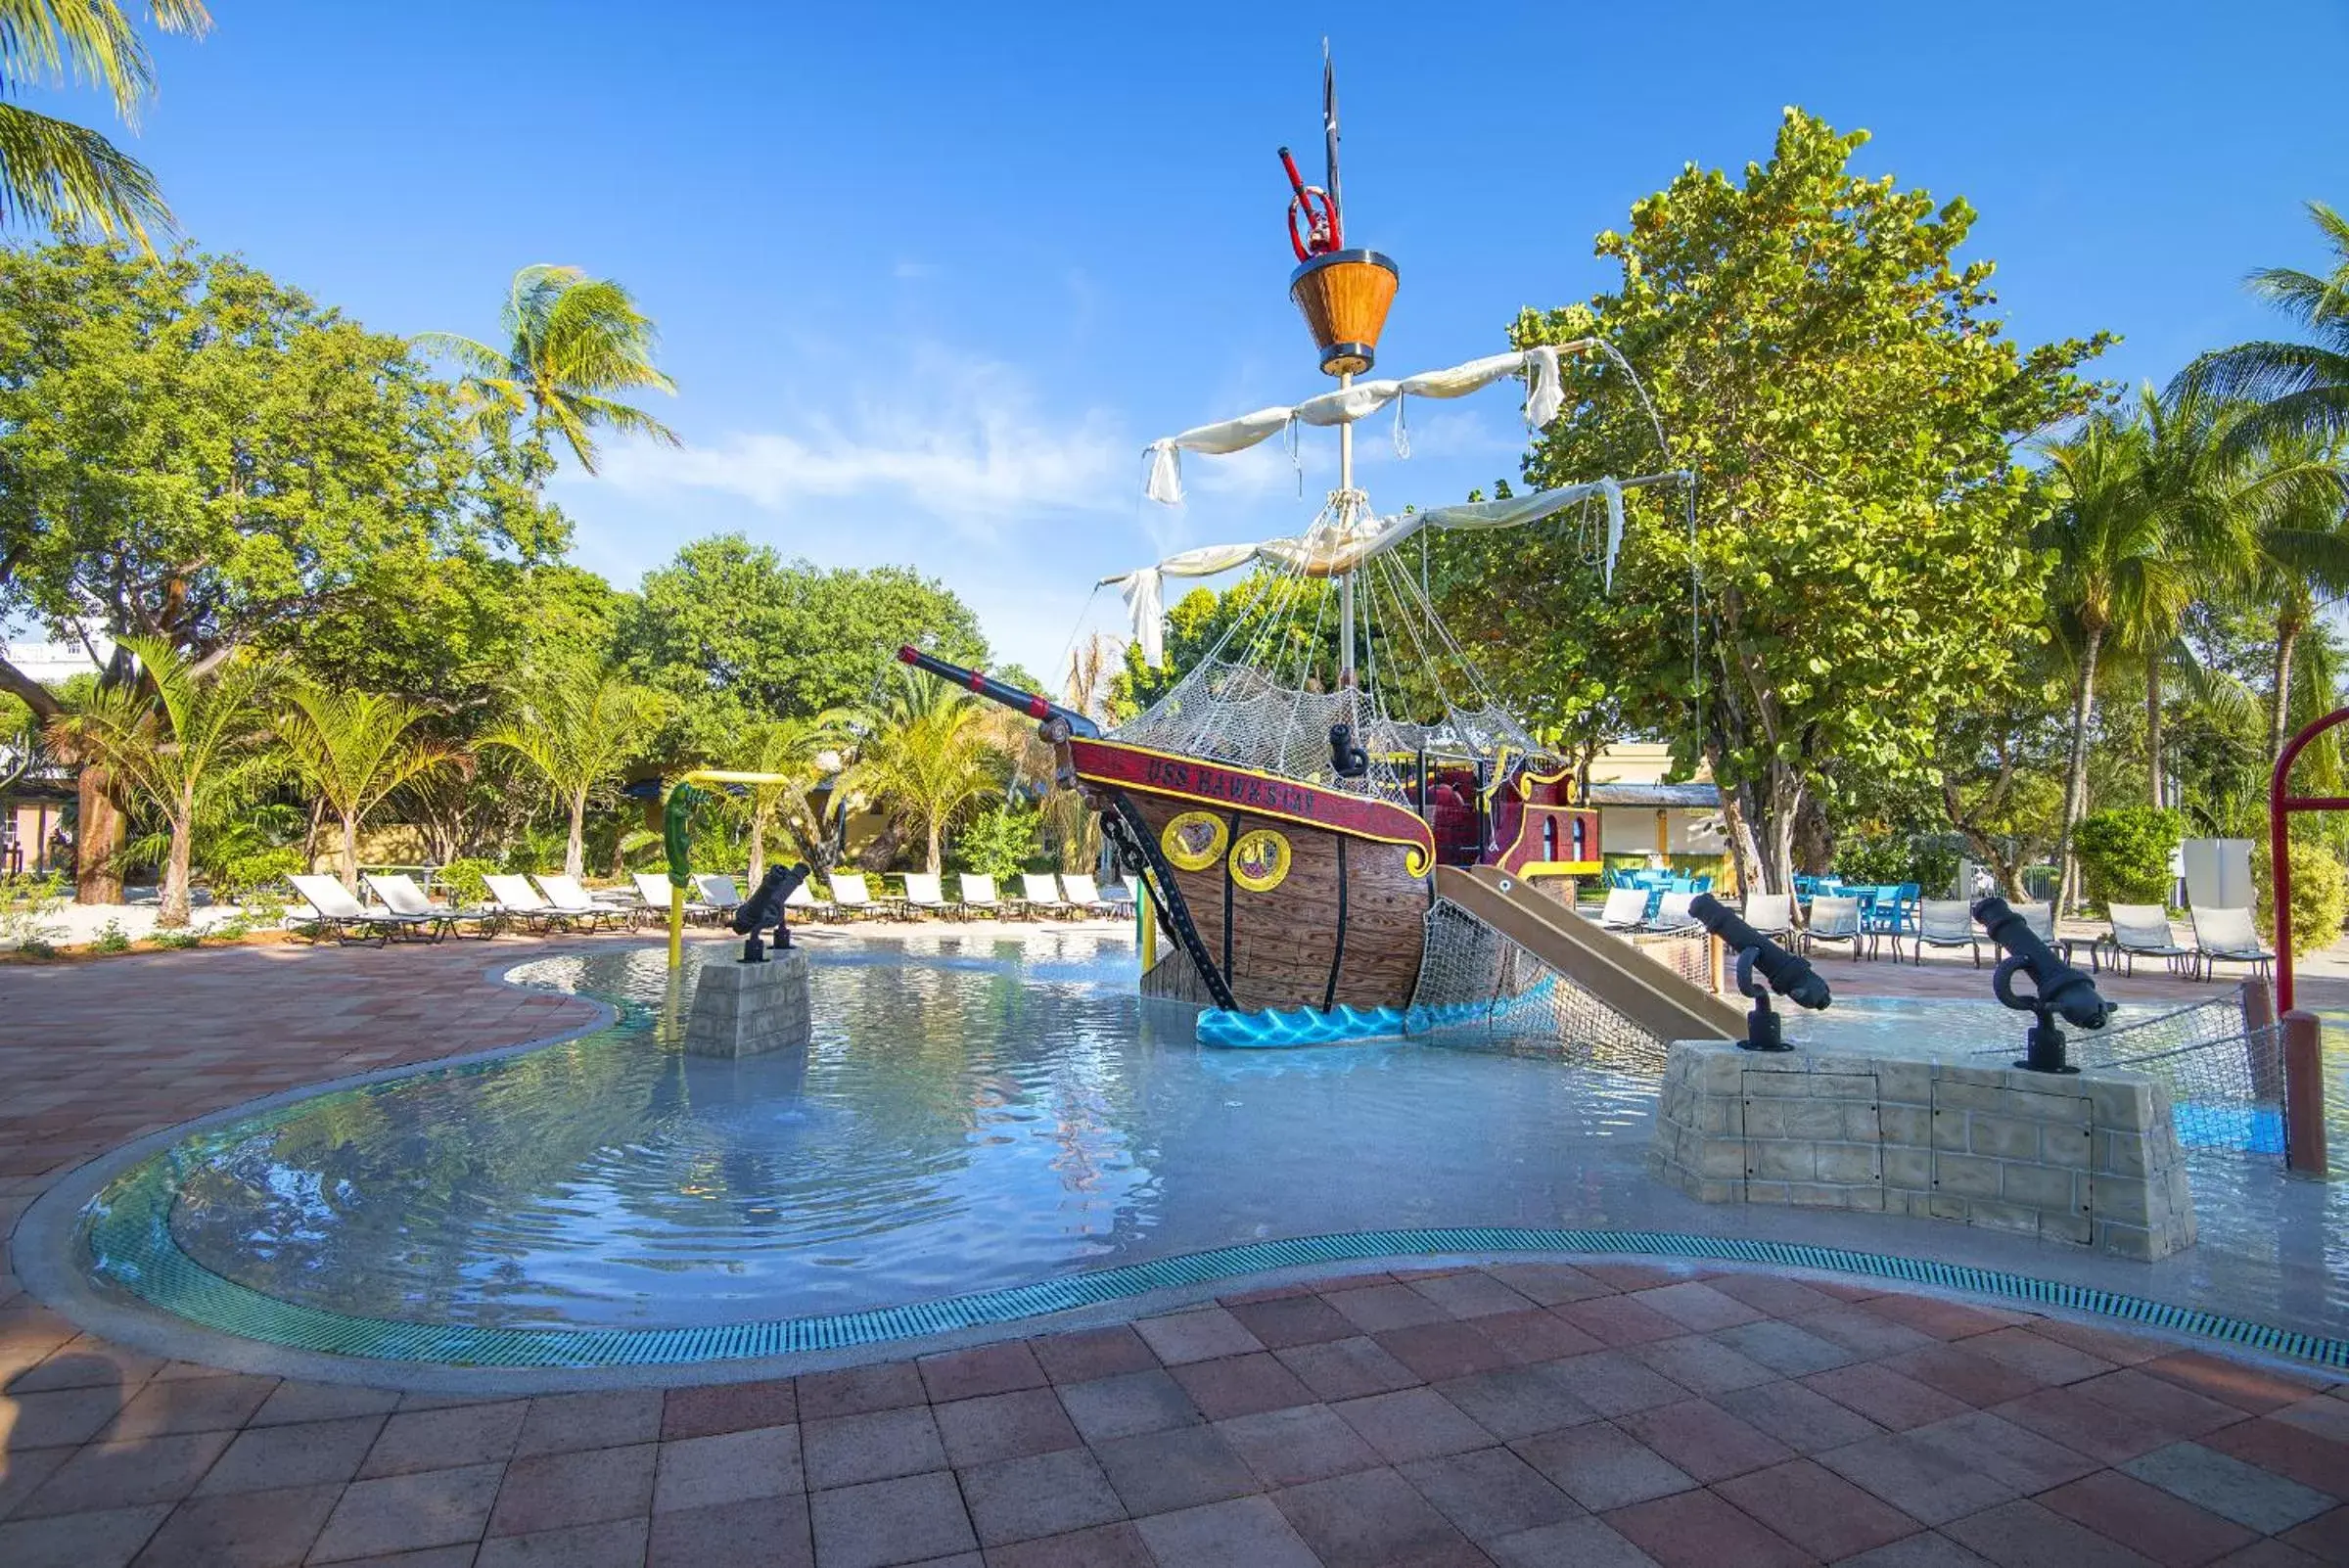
[1973,896,2112,1074]
[732,861,811,963]
[1688,893,1831,1053]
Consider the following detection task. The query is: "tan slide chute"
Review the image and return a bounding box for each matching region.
[1433,866,1744,1042]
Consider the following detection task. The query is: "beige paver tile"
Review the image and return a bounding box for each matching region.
[308,1462,504,1562]
[652,1424,801,1512]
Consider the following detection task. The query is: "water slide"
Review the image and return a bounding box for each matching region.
[1433,865,1745,1042]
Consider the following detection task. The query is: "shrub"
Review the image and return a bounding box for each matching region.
[1,872,68,952]
[214,846,304,906]
[953,802,1041,882]
[2073,807,2184,909]
[150,928,203,949]
[440,856,500,903]
[1831,834,1959,895]
[92,918,132,953]
[2256,839,2349,958]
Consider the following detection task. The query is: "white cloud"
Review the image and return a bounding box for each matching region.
[595,349,1130,540]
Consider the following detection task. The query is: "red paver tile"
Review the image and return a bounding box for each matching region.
[1218,1281,1315,1306]
[485,1442,656,1537]
[1374,1320,1517,1382]
[916,1340,1044,1404]
[1555,1296,1686,1348]
[1323,1283,1452,1334]
[245,1382,400,1427]
[2203,1416,2349,1497]
[1990,1385,2182,1464]
[476,1516,647,1567]
[308,1462,505,1561]
[1617,1398,1794,1483]
[957,1447,1125,1547]
[1217,1405,1382,1487]
[99,1373,277,1441]
[1794,1302,1939,1360]
[795,1360,927,1421]
[1806,1361,1975,1431]
[803,1407,946,1490]
[1133,1495,1319,1567]
[1436,1364,1599,1441]
[2074,1369,2254,1440]
[512,1389,663,1456]
[1169,1352,1316,1420]
[2272,1395,2349,1447]
[1274,1336,1423,1403]
[1962,1326,2119,1388]
[15,1429,234,1517]
[1580,1262,1697,1291]
[1484,1262,1615,1306]
[2023,1318,2169,1367]
[2,1384,137,1451]
[808,1470,976,1567]
[1225,1294,1357,1349]
[1399,1445,1581,1541]
[1030,1326,1157,1386]
[1057,1369,1200,1444]
[1861,1295,2022,1341]
[1407,1271,1540,1319]
[1635,1333,1778,1396]
[1485,1513,1660,1566]
[651,1424,802,1513]
[1551,1350,1713,1417]
[130,1480,342,1567]
[1272,1465,1474,1566]
[1881,1343,2050,1407]
[646,1494,812,1568]
[192,1413,385,1496]
[1817,1429,2026,1526]
[359,1401,528,1477]
[1469,1308,1603,1365]
[1513,1422,1696,1511]
[932,1388,1080,1466]
[1704,1272,1840,1318]
[1631,1282,1766,1333]
[661,1377,797,1440]
[1943,1498,2163,1567]
[1133,1308,1263,1365]
[1333,1387,1495,1464]
[1715,1376,1886,1453]
[1716,1455,1921,1558]
[2280,1504,2349,1562]
[985,1519,1155,1568]
[2038,1469,2258,1567]
[1602,1484,1814,1568]
[2140,1354,2325,1415]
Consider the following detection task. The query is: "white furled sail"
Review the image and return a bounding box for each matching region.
[1141,343,1589,504]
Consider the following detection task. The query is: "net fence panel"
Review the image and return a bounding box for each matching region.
[1971,983,2284,1158]
[1405,899,1673,1074]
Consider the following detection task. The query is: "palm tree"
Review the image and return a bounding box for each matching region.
[482,660,667,878]
[418,265,680,475]
[843,670,1004,875]
[0,2,208,245]
[730,710,852,885]
[2174,201,2349,455]
[280,687,459,893]
[48,635,276,926]
[2220,433,2349,761]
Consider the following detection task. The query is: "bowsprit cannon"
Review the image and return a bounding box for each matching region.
[1973,896,2113,1074]
[732,861,811,963]
[1689,893,1832,1052]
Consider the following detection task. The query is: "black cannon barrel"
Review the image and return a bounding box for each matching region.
[733,862,810,938]
[897,646,1100,738]
[1973,897,2112,1030]
[1689,894,1832,1010]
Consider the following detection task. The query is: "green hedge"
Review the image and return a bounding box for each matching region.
[2074,807,2183,910]
[2257,840,2349,958]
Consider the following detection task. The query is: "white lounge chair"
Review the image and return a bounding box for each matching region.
[1911,899,1978,965]
[2098,903,2192,977]
[289,873,429,945]
[632,871,722,925]
[1803,895,1868,959]
[828,872,885,921]
[957,873,1007,917]
[1597,888,1648,931]
[1645,891,1699,934]
[1060,873,1116,917]
[531,874,632,932]
[1099,880,1138,917]
[1021,872,1077,918]
[2189,906,2275,983]
[1739,894,1794,939]
[482,874,566,933]
[783,877,834,922]
[899,872,953,919]
[365,872,495,940]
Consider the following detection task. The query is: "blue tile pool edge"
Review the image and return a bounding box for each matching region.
[78,1147,2349,1372]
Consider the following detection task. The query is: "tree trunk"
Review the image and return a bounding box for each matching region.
[566,791,587,879]
[748,804,769,888]
[74,763,124,903]
[2145,653,2164,809]
[2272,613,2302,765]
[160,805,193,929]
[926,815,943,876]
[340,813,360,893]
[2054,623,2104,915]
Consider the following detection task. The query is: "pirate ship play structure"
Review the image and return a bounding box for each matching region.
[903,57,1741,1049]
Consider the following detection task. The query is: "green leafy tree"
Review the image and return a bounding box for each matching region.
[1451,110,2107,893]
[483,659,668,878]
[280,688,460,892]
[627,534,990,748]
[953,801,1040,881]
[419,264,679,476]
[48,636,278,926]
[728,710,852,883]
[0,242,558,899]
[0,1,207,245]
[2072,806,2185,910]
[843,669,1005,874]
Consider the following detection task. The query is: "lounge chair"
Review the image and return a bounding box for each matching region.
[632,871,723,925]
[288,874,431,945]
[1021,872,1078,918]
[481,874,568,933]
[783,877,835,923]
[1596,888,1648,931]
[2189,906,2275,983]
[1803,895,1868,959]
[534,874,635,932]
[1060,873,1117,917]
[1099,880,1138,918]
[957,873,1008,917]
[899,872,954,919]
[365,872,496,940]
[1646,891,1700,934]
[1910,899,1978,965]
[2098,903,2193,977]
[828,872,886,921]
[1739,894,1794,940]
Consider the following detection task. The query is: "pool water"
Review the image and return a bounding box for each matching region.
[86,935,2347,1340]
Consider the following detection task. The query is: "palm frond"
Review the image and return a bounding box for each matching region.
[566,392,681,447]
[0,99,168,241]
[408,330,513,380]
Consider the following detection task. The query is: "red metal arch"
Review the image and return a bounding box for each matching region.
[2272,705,2349,1014]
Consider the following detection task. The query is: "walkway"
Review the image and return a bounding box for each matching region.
[3,927,2345,1565]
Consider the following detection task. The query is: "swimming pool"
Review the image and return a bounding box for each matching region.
[72,933,2345,1365]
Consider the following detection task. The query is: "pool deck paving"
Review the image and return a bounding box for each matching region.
[2,921,2345,1565]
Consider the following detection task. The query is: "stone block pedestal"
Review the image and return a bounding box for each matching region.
[1650,1039,2196,1260]
[684,949,811,1057]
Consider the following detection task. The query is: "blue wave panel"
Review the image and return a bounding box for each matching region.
[1195,1004,1409,1048]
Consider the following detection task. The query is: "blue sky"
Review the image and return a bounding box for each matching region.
[62,0,2349,679]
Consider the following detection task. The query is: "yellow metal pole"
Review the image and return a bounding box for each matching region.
[1138,890,1156,971]
[668,884,684,970]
